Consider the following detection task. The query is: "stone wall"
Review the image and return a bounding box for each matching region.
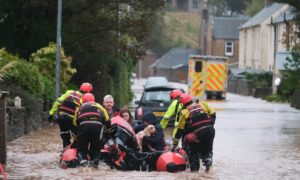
[228,79,272,98]
[253,87,272,98]
[6,101,49,142]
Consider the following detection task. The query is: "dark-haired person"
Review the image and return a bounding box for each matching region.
[120,107,134,126]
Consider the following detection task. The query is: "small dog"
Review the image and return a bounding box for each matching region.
[136,125,156,152]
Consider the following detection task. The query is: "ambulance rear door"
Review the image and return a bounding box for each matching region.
[188,56,206,100]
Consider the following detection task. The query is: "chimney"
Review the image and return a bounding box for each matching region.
[265,0,273,7]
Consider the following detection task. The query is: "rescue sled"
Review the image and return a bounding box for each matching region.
[60,116,187,172]
[60,147,79,168]
[156,152,186,172]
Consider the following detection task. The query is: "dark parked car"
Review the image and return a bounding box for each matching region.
[134,85,175,127]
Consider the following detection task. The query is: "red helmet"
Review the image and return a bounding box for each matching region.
[170,89,183,100]
[184,133,199,144]
[80,82,93,93]
[82,93,95,103]
[178,93,193,106]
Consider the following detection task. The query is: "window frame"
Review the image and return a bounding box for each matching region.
[192,0,199,9]
[225,41,234,56]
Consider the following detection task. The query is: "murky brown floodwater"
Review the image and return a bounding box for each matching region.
[3,93,300,179]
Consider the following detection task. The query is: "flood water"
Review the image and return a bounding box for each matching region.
[3,93,300,179]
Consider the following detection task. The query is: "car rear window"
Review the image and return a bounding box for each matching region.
[141,90,171,104]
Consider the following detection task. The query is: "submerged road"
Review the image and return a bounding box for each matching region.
[3,80,300,179]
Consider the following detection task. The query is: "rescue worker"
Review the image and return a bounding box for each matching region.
[171,93,216,173]
[103,95,119,118]
[73,93,110,168]
[142,112,165,171]
[160,89,184,137]
[48,82,93,149]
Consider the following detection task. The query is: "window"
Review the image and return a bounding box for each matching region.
[225,41,234,56]
[195,61,202,72]
[192,0,198,9]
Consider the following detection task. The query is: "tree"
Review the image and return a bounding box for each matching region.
[30,42,76,91]
[245,0,265,17]
[277,45,300,98]
[274,0,300,9]
[225,0,247,16]
[273,0,300,99]
[208,0,248,16]
[0,57,16,81]
[0,0,164,104]
[0,1,57,58]
[208,0,227,16]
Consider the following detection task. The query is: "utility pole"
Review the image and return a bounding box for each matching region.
[55,0,62,99]
[200,0,208,55]
[138,59,142,79]
[271,16,278,94]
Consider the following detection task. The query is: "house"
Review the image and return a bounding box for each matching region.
[166,0,205,13]
[150,48,198,83]
[272,6,297,71]
[239,3,290,72]
[134,49,157,78]
[205,16,248,67]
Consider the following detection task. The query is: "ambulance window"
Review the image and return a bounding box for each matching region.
[195,61,202,72]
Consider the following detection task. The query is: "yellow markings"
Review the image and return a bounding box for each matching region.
[153,111,165,116]
[206,64,225,91]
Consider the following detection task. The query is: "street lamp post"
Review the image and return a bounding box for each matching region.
[55,0,62,99]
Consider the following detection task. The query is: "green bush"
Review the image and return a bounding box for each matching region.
[245,72,272,88]
[30,42,76,92]
[277,45,300,99]
[263,94,290,103]
[0,48,57,111]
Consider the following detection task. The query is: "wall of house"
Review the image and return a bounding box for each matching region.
[134,52,156,78]
[239,4,289,71]
[210,39,240,64]
[152,66,188,83]
[240,25,275,71]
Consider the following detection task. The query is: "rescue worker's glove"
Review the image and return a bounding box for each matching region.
[171,138,179,152]
[48,115,53,123]
[210,112,216,125]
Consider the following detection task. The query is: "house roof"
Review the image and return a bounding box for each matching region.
[241,3,285,29]
[273,6,296,23]
[212,17,249,39]
[150,48,198,69]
